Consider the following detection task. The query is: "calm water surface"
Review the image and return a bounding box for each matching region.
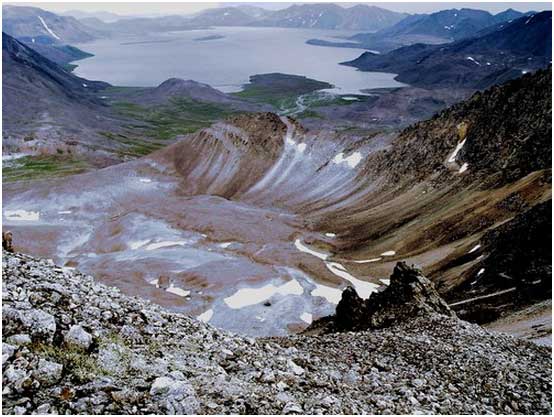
[74,27,405,94]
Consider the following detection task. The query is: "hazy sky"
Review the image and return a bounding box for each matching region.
[8,1,552,17]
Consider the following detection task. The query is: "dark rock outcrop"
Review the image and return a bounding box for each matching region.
[307,262,455,334]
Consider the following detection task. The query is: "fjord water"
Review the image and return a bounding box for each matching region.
[74,27,404,94]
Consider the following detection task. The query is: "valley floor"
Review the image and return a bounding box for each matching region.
[485,300,552,347]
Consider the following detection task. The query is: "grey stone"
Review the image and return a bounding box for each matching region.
[64,325,93,350]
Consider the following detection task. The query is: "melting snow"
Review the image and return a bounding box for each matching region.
[468,244,481,254]
[294,238,329,260]
[197,309,214,323]
[310,283,343,304]
[341,96,359,101]
[380,279,390,286]
[166,284,190,297]
[82,83,88,88]
[2,153,27,161]
[325,262,379,299]
[380,251,396,257]
[37,15,60,40]
[353,257,382,264]
[139,178,152,183]
[218,242,233,248]
[448,139,466,163]
[224,279,303,309]
[300,312,313,324]
[145,240,187,251]
[4,210,40,221]
[129,240,151,250]
[325,233,336,238]
[333,152,363,168]
[466,57,481,66]
[58,210,72,215]
[458,163,469,173]
[477,268,485,276]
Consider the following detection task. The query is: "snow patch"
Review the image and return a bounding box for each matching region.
[197,309,213,323]
[139,178,152,183]
[380,279,390,286]
[333,151,363,168]
[380,250,396,257]
[325,262,379,299]
[468,244,481,254]
[58,210,72,215]
[466,56,481,66]
[145,240,187,251]
[2,153,27,161]
[448,139,466,163]
[166,284,190,297]
[352,257,382,264]
[325,233,336,238]
[37,15,60,40]
[477,268,485,276]
[458,162,469,173]
[224,279,303,309]
[4,209,40,221]
[310,283,342,304]
[294,238,329,260]
[300,312,313,324]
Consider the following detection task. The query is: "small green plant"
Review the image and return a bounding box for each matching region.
[31,342,105,383]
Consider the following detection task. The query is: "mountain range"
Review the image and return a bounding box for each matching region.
[343,11,552,89]
[347,7,533,51]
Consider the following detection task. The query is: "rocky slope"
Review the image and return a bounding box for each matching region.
[344,11,552,89]
[2,250,551,414]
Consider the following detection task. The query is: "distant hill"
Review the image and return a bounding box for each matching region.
[77,14,205,37]
[348,8,531,52]
[342,11,552,89]
[251,3,407,31]
[186,7,256,26]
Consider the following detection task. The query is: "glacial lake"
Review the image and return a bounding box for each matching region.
[74,27,405,94]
